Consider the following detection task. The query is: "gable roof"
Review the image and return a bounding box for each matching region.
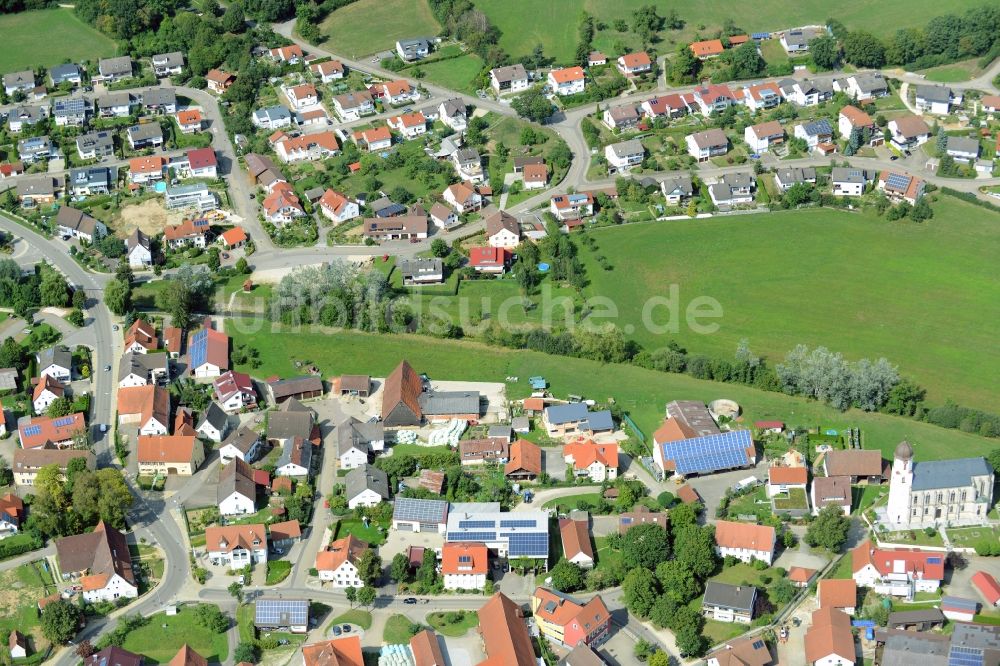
[117,384,169,427]
[690,39,725,57]
[505,439,541,476]
[86,646,143,666]
[705,636,772,666]
[409,630,445,666]
[891,115,930,138]
[18,412,86,448]
[56,521,135,588]
[767,465,807,485]
[204,524,266,553]
[441,542,488,575]
[532,587,610,631]
[559,518,594,562]
[840,105,873,127]
[219,457,256,503]
[618,52,652,68]
[345,463,389,501]
[805,607,855,663]
[851,540,945,581]
[824,450,884,477]
[137,435,198,465]
[549,66,585,83]
[819,578,857,609]
[714,520,775,553]
[301,636,363,666]
[477,592,537,666]
[168,646,206,666]
[703,581,757,612]
[382,360,423,422]
[972,571,1000,605]
[563,440,618,470]
[316,534,367,571]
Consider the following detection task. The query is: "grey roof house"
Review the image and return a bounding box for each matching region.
[3,70,34,94]
[76,130,115,159]
[127,123,164,149]
[345,463,390,507]
[152,51,185,76]
[97,56,134,80]
[50,63,83,86]
[702,582,757,623]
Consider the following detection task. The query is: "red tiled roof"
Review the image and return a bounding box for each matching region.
[129,156,166,175]
[505,439,541,476]
[840,105,873,127]
[549,67,585,83]
[619,52,652,69]
[690,39,725,57]
[714,520,775,552]
[187,147,217,170]
[220,227,247,246]
[972,571,1000,605]
[176,109,202,125]
[851,540,945,581]
[478,593,536,666]
[441,542,488,575]
[819,578,857,609]
[767,466,807,485]
[302,636,362,666]
[559,518,594,561]
[468,246,508,268]
[562,440,618,470]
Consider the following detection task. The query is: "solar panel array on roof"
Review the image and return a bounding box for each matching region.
[447,531,495,542]
[254,599,308,627]
[508,532,548,557]
[189,330,207,370]
[392,498,447,524]
[886,173,912,190]
[52,417,76,427]
[459,520,494,529]
[949,646,984,666]
[660,429,753,475]
[499,519,536,528]
[23,425,41,436]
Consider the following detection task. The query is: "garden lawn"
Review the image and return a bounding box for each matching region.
[427,610,479,637]
[319,0,440,58]
[578,199,1000,412]
[945,525,1000,549]
[471,0,986,62]
[224,322,1000,462]
[0,9,116,71]
[773,487,809,510]
[826,555,854,580]
[882,529,945,547]
[334,517,389,546]
[0,561,56,651]
[329,609,373,631]
[920,60,980,83]
[266,561,292,585]
[383,614,421,644]
[542,492,604,510]
[121,604,230,664]
[415,55,485,95]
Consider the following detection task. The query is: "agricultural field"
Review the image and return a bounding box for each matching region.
[469,0,988,63]
[0,9,117,71]
[578,197,1000,412]
[319,0,440,58]
[224,321,999,462]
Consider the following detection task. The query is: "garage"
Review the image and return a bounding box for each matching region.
[392,498,449,535]
[395,522,414,532]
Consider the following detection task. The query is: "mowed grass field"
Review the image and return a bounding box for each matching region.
[319,0,440,57]
[578,198,999,412]
[416,54,485,94]
[225,322,997,462]
[470,0,990,62]
[0,9,117,71]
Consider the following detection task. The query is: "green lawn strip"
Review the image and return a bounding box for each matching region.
[853,485,888,515]
[224,322,998,461]
[333,517,389,546]
[577,199,1000,411]
[542,492,604,510]
[328,610,373,631]
[946,525,1000,549]
[726,487,771,520]
[414,55,485,95]
[237,604,256,643]
[265,561,292,585]
[120,604,230,664]
[383,614,422,645]
[825,555,854,580]
[772,487,809,510]
[881,529,945,547]
[426,610,478,637]
[0,9,116,71]
[318,0,440,57]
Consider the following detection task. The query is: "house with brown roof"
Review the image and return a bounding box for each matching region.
[409,630,445,666]
[188,323,229,378]
[301,636,362,666]
[531,587,611,649]
[812,475,851,515]
[316,534,367,587]
[268,519,301,550]
[12,447,93,485]
[381,360,423,427]
[819,578,857,615]
[443,182,483,214]
[117,385,170,435]
[137,435,204,476]
[522,162,549,190]
[8,630,28,659]
[266,376,323,405]
[745,121,785,154]
[218,458,256,515]
[206,69,235,94]
[459,437,509,465]
[478,592,537,666]
[705,636,773,666]
[205,524,267,567]
[887,115,931,151]
[690,39,725,58]
[56,521,138,603]
[823,450,885,484]
[441,542,488,590]
[804,607,856,665]
[714,520,776,565]
[484,210,520,249]
[168,646,207,666]
[876,170,926,205]
[505,439,541,481]
[418,469,445,495]
[86,646,143,666]
[618,505,667,535]
[788,566,817,588]
[559,517,594,568]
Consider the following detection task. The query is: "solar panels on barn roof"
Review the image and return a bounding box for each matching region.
[392,497,448,524]
[660,429,753,475]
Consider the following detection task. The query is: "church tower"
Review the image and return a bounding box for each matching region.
[886,440,914,525]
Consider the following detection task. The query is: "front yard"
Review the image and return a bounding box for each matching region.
[333,516,390,546]
[120,604,230,664]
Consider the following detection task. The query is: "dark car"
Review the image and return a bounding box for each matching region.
[332,626,342,636]
[890,155,898,161]
[342,625,351,633]
[403,598,418,605]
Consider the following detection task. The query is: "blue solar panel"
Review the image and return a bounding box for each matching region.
[508,532,548,557]
[190,329,207,369]
[927,557,942,564]
[23,425,41,436]
[255,599,308,627]
[661,430,753,475]
[52,417,75,427]
[458,520,495,529]
[447,532,495,542]
[886,173,911,190]
[949,646,984,666]
[499,520,536,528]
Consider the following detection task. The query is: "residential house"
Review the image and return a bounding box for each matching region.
[269,520,300,550]
[0,162,24,179]
[273,131,339,163]
[704,637,772,666]
[332,91,375,121]
[604,139,644,173]
[217,458,257,516]
[0,493,25,539]
[219,227,247,250]
[702,582,757,624]
[127,122,164,150]
[117,352,168,388]
[690,39,725,59]
[205,524,267,567]
[8,632,27,659]
[32,375,64,414]
[945,135,980,163]
[887,115,930,150]
[8,105,46,133]
[478,593,535,666]
[12,448,93,485]
[96,56,133,82]
[851,540,944,598]
[429,202,458,228]
[789,567,817,588]
[370,80,415,106]
[459,437,509,464]
[838,105,876,142]
[301,637,362,666]
[310,60,345,82]
[396,257,442,285]
[981,94,1000,115]
[686,128,729,161]
[588,51,607,66]
[206,69,235,94]
[140,88,177,114]
[483,210,520,248]
[804,607,856,666]
[275,436,312,478]
[336,417,384,469]
[152,51,184,76]
[55,521,137,602]
[617,52,652,77]
[16,136,56,166]
[845,73,888,101]
[317,189,359,225]
[563,440,618,482]
[708,172,755,207]
[352,126,392,152]
[443,182,483,213]
[547,67,586,96]
[940,596,979,622]
[388,111,428,139]
[504,439,542,481]
[285,83,317,110]
[50,63,83,87]
[53,97,89,127]
[522,162,549,189]
[3,69,33,95]
[16,176,59,205]
[780,28,822,54]
[69,167,114,197]
[642,93,689,119]
[823,450,885,483]
[915,85,960,114]
[409,631,444,666]
[251,105,293,130]
[531,587,611,649]
[743,82,783,111]
[316,534,367,587]
[714,520,775,565]
[441,542,489,590]
[391,497,448,534]
[187,324,229,378]
[819,579,857,615]
[128,156,166,185]
[691,83,736,116]
[490,64,529,94]
[137,435,204,476]
[362,215,428,241]
[559,517,594,568]
[451,147,484,182]
[794,119,834,149]
[618,506,667,535]
[96,92,134,118]
[18,413,86,449]
[787,79,833,107]
[396,38,430,61]
[831,167,873,197]
[269,45,304,64]
[196,402,229,442]
[542,403,614,438]
[812,475,852,515]
[438,98,467,131]
[550,192,595,220]
[262,182,306,224]
[345,463,389,508]
[774,166,817,191]
[213,370,256,413]
[186,147,218,178]
[218,427,262,464]
[745,121,785,154]
[38,346,72,381]
[877,170,925,205]
[163,218,209,249]
[55,205,107,242]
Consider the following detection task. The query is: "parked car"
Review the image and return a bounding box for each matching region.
[403,598,418,605]
[332,626,342,636]
[341,625,351,633]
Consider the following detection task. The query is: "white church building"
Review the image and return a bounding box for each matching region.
[884,440,994,529]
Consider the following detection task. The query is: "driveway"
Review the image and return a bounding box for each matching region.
[773,526,832,571]
[686,462,768,522]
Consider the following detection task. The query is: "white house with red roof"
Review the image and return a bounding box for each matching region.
[714,520,776,565]
[352,126,392,152]
[263,182,306,224]
[316,535,367,587]
[270,45,304,64]
[273,131,340,163]
[743,82,783,111]
[617,52,652,77]
[188,323,229,378]
[32,375,64,414]
[310,60,345,82]
[766,465,807,497]
[186,147,218,179]
[547,67,586,96]
[641,94,688,119]
[214,370,257,412]
[441,542,488,590]
[219,227,247,249]
[468,247,509,274]
[370,80,416,105]
[691,83,737,116]
[851,540,944,598]
[285,83,318,110]
[387,112,427,139]
[550,192,594,220]
[318,189,360,225]
[562,440,618,482]
[443,182,483,214]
